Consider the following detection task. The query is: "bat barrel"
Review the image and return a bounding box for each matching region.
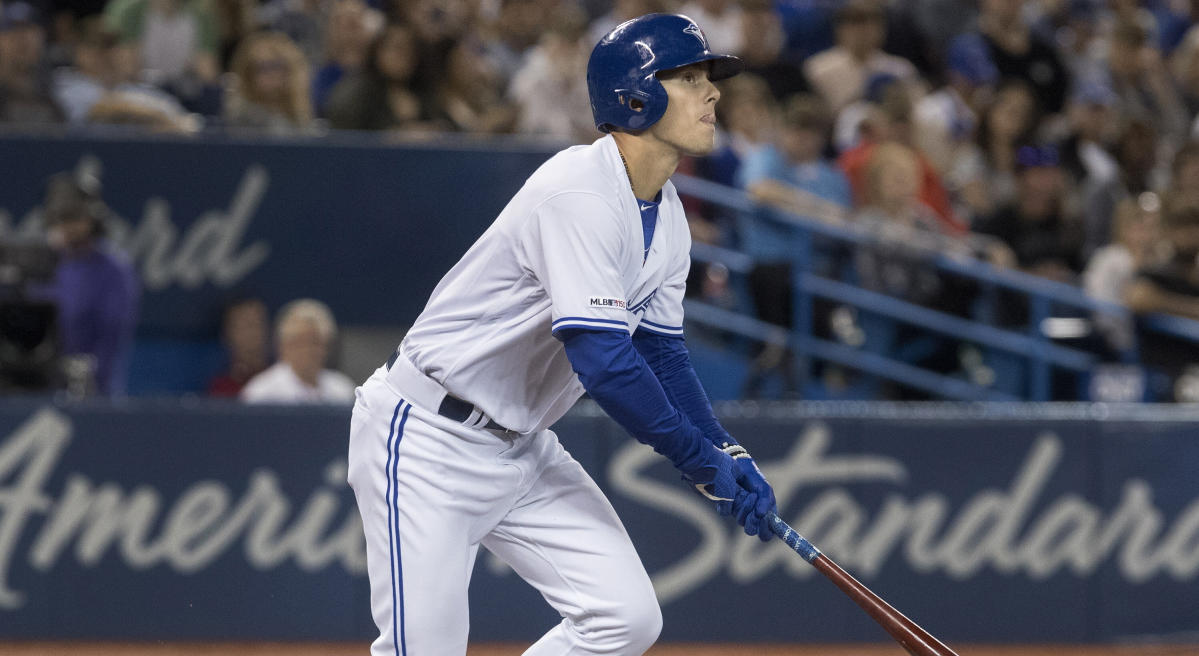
[768,513,960,656]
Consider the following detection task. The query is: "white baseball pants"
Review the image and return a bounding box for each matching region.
[347,366,662,656]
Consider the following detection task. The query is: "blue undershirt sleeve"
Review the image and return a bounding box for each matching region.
[632,330,735,447]
[559,328,721,482]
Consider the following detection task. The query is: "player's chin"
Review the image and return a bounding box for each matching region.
[681,131,717,156]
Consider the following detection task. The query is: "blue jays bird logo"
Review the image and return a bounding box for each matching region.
[683,22,707,48]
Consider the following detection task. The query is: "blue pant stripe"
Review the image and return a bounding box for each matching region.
[392,402,412,656]
[383,399,406,656]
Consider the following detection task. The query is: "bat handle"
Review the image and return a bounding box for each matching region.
[767,511,822,562]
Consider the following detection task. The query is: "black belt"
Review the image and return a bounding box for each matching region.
[386,350,511,433]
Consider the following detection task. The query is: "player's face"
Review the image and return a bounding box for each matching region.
[650,63,722,156]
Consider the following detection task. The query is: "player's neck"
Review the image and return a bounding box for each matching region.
[612,133,679,202]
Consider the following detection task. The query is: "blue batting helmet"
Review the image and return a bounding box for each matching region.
[587,13,742,133]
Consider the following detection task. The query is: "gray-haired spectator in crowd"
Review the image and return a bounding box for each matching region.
[240,298,355,404]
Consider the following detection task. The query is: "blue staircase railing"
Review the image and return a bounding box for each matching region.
[673,173,1198,401]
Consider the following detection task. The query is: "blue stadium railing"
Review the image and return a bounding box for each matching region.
[672,173,1199,402]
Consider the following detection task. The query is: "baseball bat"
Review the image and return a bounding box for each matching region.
[768,512,960,656]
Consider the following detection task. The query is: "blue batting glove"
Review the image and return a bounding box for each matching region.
[687,448,743,517]
[733,456,777,542]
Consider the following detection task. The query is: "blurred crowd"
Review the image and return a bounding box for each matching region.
[9,0,1199,399]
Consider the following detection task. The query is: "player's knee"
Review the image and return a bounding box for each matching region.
[630,595,664,650]
[608,589,662,653]
[567,588,660,654]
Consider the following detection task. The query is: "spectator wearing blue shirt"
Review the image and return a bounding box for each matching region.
[41,171,140,396]
[736,93,850,398]
[737,92,851,259]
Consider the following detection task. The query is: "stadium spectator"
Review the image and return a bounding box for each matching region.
[38,170,141,396]
[803,0,922,113]
[974,144,1084,283]
[1104,0,1160,49]
[1057,78,1121,254]
[211,0,255,67]
[1084,192,1165,354]
[700,73,777,188]
[735,0,808,102]
[223,30,316,134]
[878,1,939,80]
[907,0,978,63]
[973,79,1038,214]
[478,0,543,84]
[855,141,951,243]
[1114,118,1167,197]
[1126,201,1199,323]
[852,141,979,395]
[52,17,192,129]
[1059,78,1120,189]
[256,0,325,64]
[311,0,380,118]
[736,93,850,398]
[207,296,269,398]
[1162,141,1199,216]
[1105,18,1188,143]
[0,1,63,124]
[325,22,437,132]
[102,0,220,87]
[432,36,516,134]
[1037,0,1103,77]
[976,0,1071,115]
[1124,201,1199,400]
[914,32,999,222]
[1081,117,1164,257]
[240,298,355,404]
[508,5,594,143]
[399,0,473,51]
[1171,25,1199,118]
[739,93,851,219]
[837,76,964,234]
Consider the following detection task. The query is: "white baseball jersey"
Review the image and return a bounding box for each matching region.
[400,134,690,434]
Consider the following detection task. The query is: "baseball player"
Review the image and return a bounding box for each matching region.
[347,13,778,656]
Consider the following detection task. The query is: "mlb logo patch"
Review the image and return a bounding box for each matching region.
[589,297,626,309]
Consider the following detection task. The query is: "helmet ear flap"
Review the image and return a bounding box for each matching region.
[610,85,666,131]
[615,88,652,114]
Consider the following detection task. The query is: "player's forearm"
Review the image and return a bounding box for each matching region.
[632,330,735,447]
[561,329,721,479]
